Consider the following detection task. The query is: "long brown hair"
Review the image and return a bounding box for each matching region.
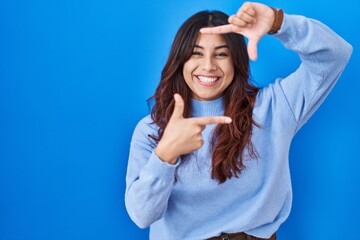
[148,10,259,183]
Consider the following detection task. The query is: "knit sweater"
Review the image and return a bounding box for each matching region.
[125,14,352,239]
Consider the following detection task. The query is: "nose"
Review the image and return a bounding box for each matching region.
[201,56,217,72]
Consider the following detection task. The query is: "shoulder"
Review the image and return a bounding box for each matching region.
[129,114,159,152]
[256,78,285,104]
[136,114,155,127]
[253,78,294,121]
[131,114,159,142]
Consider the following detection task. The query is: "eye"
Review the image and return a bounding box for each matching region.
[192,51,203,56]
[215,52,229,57]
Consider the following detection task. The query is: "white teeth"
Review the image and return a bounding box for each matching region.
[198,76,218,83]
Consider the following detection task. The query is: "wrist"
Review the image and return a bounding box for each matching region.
[155,144,178,164]
[268,8,284,34]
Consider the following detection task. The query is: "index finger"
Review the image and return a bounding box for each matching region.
[200,24,238,34]
[194,116,232,125]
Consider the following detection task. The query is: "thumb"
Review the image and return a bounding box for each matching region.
[247,37,260,61]
[170,93,185,120]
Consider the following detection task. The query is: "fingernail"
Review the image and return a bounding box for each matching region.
[224,117,232,123]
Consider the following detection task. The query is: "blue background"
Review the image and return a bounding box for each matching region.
[0,0,359,239]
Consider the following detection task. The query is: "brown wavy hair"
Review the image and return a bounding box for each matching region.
[148,10,259,183]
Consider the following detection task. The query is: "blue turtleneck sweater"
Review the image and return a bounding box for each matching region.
[125,14,352,239]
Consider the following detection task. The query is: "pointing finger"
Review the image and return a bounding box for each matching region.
[194,116,232,126]
[170,93,185,120]
[200,24,239,34]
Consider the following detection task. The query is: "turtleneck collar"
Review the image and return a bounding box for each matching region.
[191,97,224,117]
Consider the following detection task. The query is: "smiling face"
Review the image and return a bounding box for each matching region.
[182,33,235,101]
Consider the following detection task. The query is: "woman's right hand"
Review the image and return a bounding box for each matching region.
[154,94,232,164]
[200,2,276,61]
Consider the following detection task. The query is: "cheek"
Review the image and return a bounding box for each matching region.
[183,61,197,79]
[182,63,193,86]
[182,64,189,78]
[230,68,235,79]
[223,63,235,80]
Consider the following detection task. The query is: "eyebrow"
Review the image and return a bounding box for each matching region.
[194,44,229,50]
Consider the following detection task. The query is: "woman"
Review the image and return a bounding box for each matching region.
[125,2,352,240]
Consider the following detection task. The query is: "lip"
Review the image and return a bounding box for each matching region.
[195,75,221,87]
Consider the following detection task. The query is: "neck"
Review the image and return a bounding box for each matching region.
[191,97,224,117]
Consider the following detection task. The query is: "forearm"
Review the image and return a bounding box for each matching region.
[275,14,352,74]
[273,14,352,126]
[125,150,178,228]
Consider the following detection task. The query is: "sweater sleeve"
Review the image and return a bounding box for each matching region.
[273,14,352,133]
[124,116,180,228]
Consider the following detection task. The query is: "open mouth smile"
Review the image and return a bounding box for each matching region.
[196,75,220,86]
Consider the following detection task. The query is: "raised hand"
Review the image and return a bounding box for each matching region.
[154,94,232,164]
[200,2,275,61]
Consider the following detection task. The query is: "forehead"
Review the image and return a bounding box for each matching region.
[195,33,227,48]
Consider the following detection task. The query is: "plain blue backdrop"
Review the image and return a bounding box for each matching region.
[1,0,359,239]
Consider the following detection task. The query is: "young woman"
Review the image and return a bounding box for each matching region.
[125,2,352,240]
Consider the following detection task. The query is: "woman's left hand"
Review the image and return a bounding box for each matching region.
[200,2,275,61]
